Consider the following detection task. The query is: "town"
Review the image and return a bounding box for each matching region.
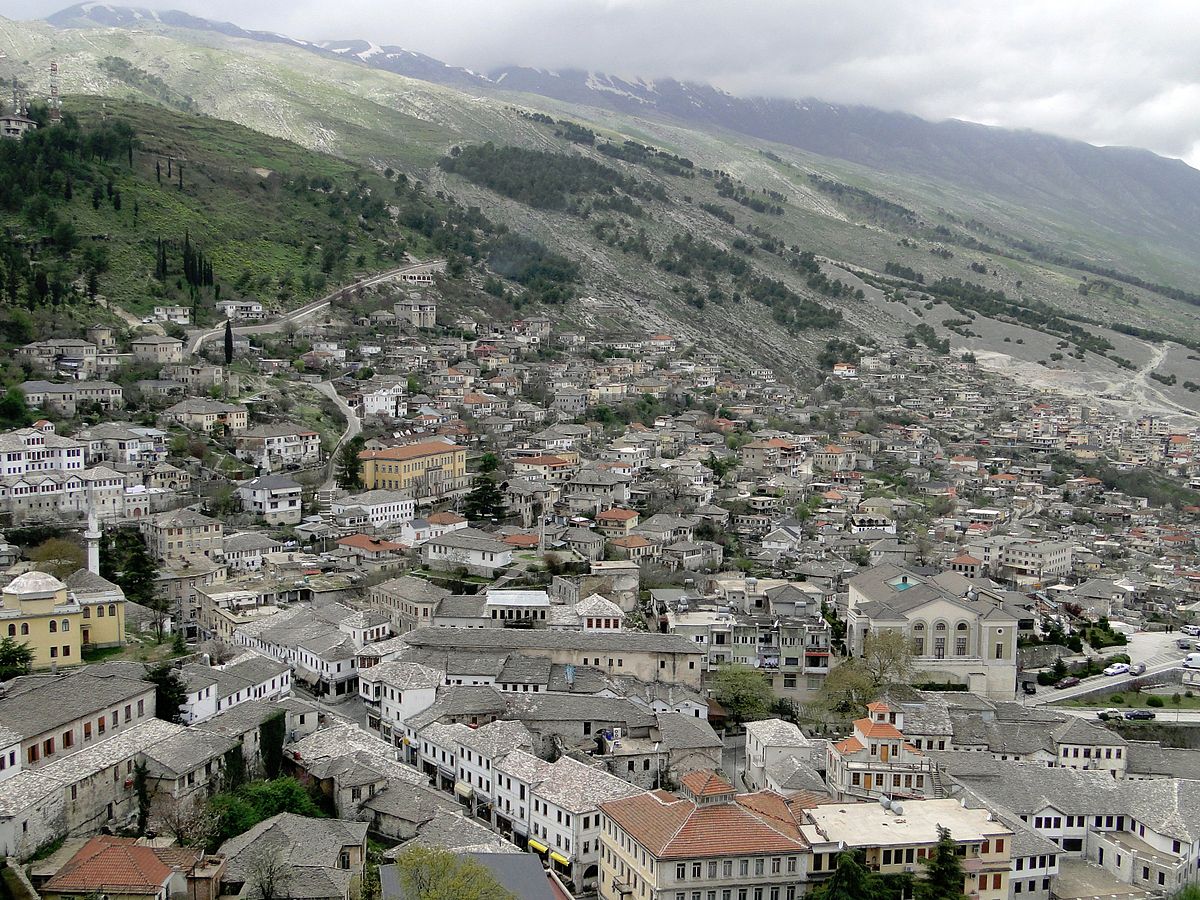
[0,240,1196,900]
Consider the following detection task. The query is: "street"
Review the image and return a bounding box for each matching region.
[1027,630,1189,707]
[185,259,443,354]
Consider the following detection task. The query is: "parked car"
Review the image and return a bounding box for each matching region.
[1097,708,1123,720]
[1182,625,1200,636]
[1055,676,1081,689]
[1125,709,1156,720]
[1103,663,1130,676]
[1022,682,1037,695]
[1130,663,1146,675]
[1178,639,1192,650]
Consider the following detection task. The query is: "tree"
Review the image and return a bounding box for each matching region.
[809,851,885,900]
[244,848,292,900]
[336,436,365,490]
[104,526,166,638]
[0,387,31,429]
[821,630,918,714]
[477,452,500,474]
[145,662,188,724]
[391,845,515,900]
[224,319,234,365]
[917,827,967,900]
[0,637,34,680]
[709,663,773,724]
[861,629,916,687]
[462,472,505,524]
[134,760,151,835]
[28,537,85,578]
[153,794,217,849]
[260,711,286,779]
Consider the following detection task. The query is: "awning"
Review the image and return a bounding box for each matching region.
[454,781,474,799]
[549,851,571,867]
[528,839,548,854]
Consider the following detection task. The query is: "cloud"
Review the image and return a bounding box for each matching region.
[13,0,1200,166]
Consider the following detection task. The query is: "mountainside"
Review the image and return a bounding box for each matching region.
[5,5,1199,420]
[45,4,1200,290]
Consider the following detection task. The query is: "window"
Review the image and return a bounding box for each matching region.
[678,864,687,880]
[49,620,57,633]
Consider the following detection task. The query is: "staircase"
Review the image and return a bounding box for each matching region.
[929,765,948,798]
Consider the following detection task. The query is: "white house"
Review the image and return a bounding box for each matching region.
[331,490,415,531]
[236,475,303,526]
[359,660,443,744]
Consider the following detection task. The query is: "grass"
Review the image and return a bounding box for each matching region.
[1056,691,1200,710]
[83,634,185,665]
[0,95,433,326]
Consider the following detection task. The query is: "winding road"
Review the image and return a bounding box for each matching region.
[314,380,362,491]
[185,259,443,355]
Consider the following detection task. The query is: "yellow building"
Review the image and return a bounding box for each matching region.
[64,569,127,649]
[358,441,468,502]
[0,572,85,669]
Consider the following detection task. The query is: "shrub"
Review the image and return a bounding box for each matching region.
[1109,694,1124,704]
[1146,696,1164,708]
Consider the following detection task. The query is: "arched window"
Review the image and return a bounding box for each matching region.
[912,622,925,631]
[20,623,28,635]
[108,604,116,617]
[6,624,13,637]
[934,621,947,631]
[955,621,970,656]
[49,620,57,633]
[61,620,69,632]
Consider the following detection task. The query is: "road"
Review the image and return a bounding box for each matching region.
[185,259,443,355]
[314,379,362,490]
[1027,629,1188,707]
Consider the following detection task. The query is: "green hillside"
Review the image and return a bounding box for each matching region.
[0,15,1196,419]
[0,98,448,325]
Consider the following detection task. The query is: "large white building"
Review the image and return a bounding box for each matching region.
[846,563,1019,699]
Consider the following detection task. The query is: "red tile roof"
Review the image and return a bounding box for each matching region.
[600,786,810,860]
[360,440,462,461]
[854,717,904,739]
[43,836,176,894]
[681,770,734,798]
[428,511,466,525]
[597,508,639,521]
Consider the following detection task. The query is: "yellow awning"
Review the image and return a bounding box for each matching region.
[527,839,548,854]
[454,781,473,799]
[549,851,571,867]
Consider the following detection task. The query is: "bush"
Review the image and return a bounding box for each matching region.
[1109,694,1124,704]
[1187,691,1194,699]
[1146,696,1164,708]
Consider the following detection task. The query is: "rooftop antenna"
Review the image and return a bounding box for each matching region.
[48,60,61,124]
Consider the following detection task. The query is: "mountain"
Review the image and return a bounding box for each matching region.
[45,4,1200,287]
[11,4,1200,417]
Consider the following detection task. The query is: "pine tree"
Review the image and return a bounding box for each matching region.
[224,319,234,365]
[810,851,884,900]
[156,159,161,183]
[918,827,968,900]
[463,472,505,523]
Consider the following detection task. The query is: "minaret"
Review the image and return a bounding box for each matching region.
[84,511,101,576]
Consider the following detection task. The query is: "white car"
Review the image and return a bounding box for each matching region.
[1183,625,1200,636]
[1103,663,1130,676]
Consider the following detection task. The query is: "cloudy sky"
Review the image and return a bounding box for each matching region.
[10,0,1200,166]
